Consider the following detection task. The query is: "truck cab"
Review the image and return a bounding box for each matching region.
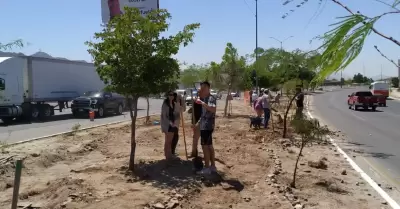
[71,91,124,117]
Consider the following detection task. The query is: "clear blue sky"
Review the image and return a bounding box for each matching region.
[1,0,399,79]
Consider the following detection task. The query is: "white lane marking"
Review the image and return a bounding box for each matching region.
[350,111,366,121]
[307,107,400,208]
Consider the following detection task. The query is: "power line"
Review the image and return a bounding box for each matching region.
[242,0,255,16]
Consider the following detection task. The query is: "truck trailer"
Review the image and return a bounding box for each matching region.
[0,55,105,123]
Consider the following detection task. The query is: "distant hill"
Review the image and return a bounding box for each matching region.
[0,51,87,63]
[370,75,392,81]
[327,72,351,80]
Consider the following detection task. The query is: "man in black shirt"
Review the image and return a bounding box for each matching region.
[189,89,203,157]
[295,87,304,119]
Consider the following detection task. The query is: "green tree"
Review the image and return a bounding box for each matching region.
[352,73,373,84]
[86,7,199,170]
[219,43,247,116]
[352,73,365,83]
[180,64,208,87]
[392,77,399,88]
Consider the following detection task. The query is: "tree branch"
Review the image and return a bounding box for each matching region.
[374,45,399,68]
[330,0,400,47]
[373,0,400,12]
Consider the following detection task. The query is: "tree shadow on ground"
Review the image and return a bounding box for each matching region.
[127,158,245,192]
[343,147,395,159]
[354,109,384,113]
[226,114,251,119]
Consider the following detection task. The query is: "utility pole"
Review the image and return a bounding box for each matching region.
[398,59,400,82]
[340,70,343,88]
[363,63,366,78]
[380,64,383,81]
[255,0,259,95]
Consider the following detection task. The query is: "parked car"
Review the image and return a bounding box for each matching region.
[230,92,239,97]
[185,89,198,105]
[211,89,222,99]
[71,91,125,117]
[347,91,378,111]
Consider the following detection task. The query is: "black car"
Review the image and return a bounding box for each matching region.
[71,91,125,117]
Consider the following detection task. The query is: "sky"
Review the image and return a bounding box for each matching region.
[0,0,399,79]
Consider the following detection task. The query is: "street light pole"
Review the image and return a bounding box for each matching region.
[269,36,293,52]
[269,36,293,93]
[255,0,259,94]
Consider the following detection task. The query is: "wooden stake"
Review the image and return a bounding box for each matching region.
[180,111,188,160]
[11,160,23,209]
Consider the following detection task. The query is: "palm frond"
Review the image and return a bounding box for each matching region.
[392,0,400,8]
[313,14,377,83]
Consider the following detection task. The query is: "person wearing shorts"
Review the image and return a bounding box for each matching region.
[195,81,217,175]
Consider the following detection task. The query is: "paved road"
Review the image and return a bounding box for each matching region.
[312,87,400,196]
[0,98,164,144]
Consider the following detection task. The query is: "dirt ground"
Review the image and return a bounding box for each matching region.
[0,99,390,209]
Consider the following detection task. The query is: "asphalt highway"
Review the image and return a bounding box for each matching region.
[311,87,400,201]
[0,98,164,144]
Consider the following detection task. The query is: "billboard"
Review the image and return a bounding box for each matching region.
[101,0,159,24]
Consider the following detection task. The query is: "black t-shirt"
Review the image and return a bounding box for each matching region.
[296,93,304,108]
[192,102,202,124]
[164,99,175,123]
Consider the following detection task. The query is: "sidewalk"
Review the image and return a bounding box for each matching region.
[390,88,400,99]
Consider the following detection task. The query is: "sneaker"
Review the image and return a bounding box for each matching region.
[196,167,211,175]
[210,165,217,173]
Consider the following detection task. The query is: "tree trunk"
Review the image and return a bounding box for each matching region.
[146,97,150,124]
[283,95,297,138]
[224,88,231,117]
[128,96,139,171]
[291,140,305,188]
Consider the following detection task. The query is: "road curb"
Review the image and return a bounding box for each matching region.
[8,114,159,147]
[306,95,400,209]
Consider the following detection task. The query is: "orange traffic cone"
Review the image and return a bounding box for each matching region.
[89,110,95,121]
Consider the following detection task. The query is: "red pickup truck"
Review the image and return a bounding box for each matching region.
[348,91,379,111]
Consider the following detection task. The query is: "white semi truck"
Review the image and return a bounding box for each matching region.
[0,55,105,123]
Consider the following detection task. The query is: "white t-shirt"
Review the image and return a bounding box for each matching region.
[262,94,270,109]
[251,93,258,101]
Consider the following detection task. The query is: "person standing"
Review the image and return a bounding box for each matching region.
[160,91,180,160]
[249,90,253,106]
[189,88,203,157]
[295,87,304,119]
[171,92,185,156]
[195,81,217,174]
[261,89,271,129]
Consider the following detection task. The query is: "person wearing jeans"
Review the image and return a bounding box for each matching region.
[261,89,271,129]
